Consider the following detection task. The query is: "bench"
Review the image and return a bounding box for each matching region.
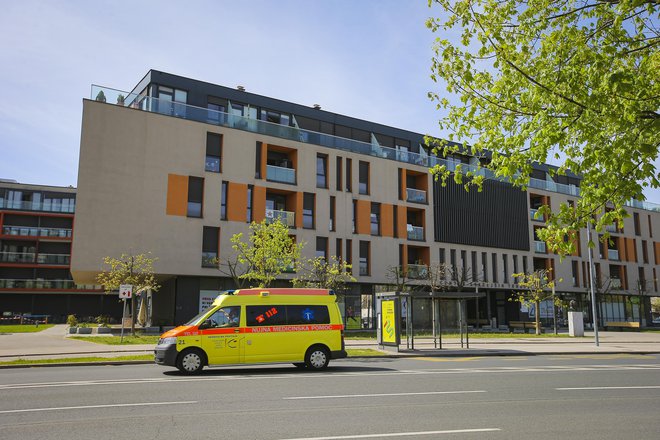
[604,321,640,331]
[509,321,541,333]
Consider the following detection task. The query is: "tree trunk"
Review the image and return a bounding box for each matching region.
[535,300,541,335]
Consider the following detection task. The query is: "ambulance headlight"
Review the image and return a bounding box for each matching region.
[158,337,177,345]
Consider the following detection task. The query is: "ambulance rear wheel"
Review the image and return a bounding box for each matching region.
[176,348,205,375]
[305,346,329,370]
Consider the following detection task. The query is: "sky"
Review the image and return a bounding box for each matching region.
[0,0,658,203]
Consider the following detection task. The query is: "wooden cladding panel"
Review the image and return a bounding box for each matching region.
[253,186,266,223]
[381,204,394,237]
[227,183,247,222]
[397,204,407,238]
[355,200,371,235]
[166,174,188,216]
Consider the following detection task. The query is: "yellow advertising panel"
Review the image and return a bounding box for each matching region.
[381,299,397,344]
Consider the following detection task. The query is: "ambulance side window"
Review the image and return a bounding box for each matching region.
[287,305,330,325]
[206,306,240,328]
[246,305,286,326]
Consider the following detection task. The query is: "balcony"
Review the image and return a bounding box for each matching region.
[0,252,36,263]
[407,225,424,241]
[605,224,617,233]
[608,249,620,261]
[359,259,369,276]
[407,264,429,280]
[0,279,78,289]
[2,226,72,238]
[406,188,427,204]
[265,209,295,227]
[266,164,296,184]
[36,254,71,265]
[534,241,546,253]
[530,208,543,221]
[0,199,75,213]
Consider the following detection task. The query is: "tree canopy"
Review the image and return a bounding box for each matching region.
[426,0,659,254]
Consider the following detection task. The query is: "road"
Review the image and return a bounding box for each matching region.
[1,354,659,440]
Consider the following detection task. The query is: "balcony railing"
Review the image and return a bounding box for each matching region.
[265,208,295,227]
[2,226,72,238]
[266,164,296,184]
[36,254,71,265]
[610,278,622,289]
[407,264,429,280]
[89,85,660,212]
[534,241,547,253]
[406,188,427,204]
[608,249,620,261]
[530,208,543,221]
[0,199,75,213]
[407,225,424,241]
[0,279,79,289]
[0,252,36,263]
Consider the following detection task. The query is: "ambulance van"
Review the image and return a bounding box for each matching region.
[154,288,347,374]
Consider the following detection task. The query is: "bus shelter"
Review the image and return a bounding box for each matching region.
[376,290,486,352]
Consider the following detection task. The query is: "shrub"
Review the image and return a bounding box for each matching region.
[66,314,78,327]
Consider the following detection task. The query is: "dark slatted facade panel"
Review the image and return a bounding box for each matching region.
[433,179,530,251]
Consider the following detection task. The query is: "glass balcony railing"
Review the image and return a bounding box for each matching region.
[534,241,547,253]
[407,225,424,241]
[265,209,295,227]
[406,188,427,204]
[266,164,296,184]
[608,249,620,261]
[0,279,78,289]
[0,252,36,263]
[359,260,369,276]
[530,208,543,221]
[406,264,429,280]
[610,278,622,289]
[89,85,660,211]
[0,199,75,213]
[36,254,71,265]
[2,226,72,238]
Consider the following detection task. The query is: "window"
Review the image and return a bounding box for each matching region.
[352,200,356,233]
[286,305,330,325]
[481,252,488,282]
[187,176,204,218]
[358,161,369,195]
[642,240,649,264]
[246,305,286,326]
[359,241,370,276]
[247,185,253,223]
[513,255,518,275]
[649,215,653,237]
[255,142,262,179]
[302,192,315,229]
[205,306,240,328]
[346,158,352,192]
[439,248,446,264]
[207,101,226,124]
[472,251,478,282]
[634,213,641,236]
[502,254,508,284]
[370,202,380,236]
[346,239,353,267]
[492,253,498,283]
[260,109,290,126]
[317,154,328,188]
[572,261,579,286]
[205,133,222,172]
[246,305,329,326]
[450,249,457,280]
[316,236,328,260]
[336,157,342,191]
[461,250,467,280]
[202,226,219,267]
[329,196,336,231]
[523,256,528,274]
[220,181,227,220]
[336,238,343,262]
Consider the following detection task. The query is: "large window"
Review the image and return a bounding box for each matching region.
[359,241,370,276]
[187,176,204,218]
[205,132,222,173]
[316,236,328,260]
[303,192,315,229]
[202,226,219,267]
[358,161,369,195]
[260,109,290,126]
[247,185,253,223]
[317,154,328,188]
[370,203,380,236]
[220,181,227,220]
[336,156,343,191]
[246,305,329,326]
[329,196,336,231]
[346,158,352,192]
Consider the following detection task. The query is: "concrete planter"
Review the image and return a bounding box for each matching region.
[77,327,92,334]
[96,326,112,334]
[68,326,78,334]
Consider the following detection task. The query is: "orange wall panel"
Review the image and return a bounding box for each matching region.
[166,174,188,216]
[400,168,406,200]
[396,204,407,238]
[355,200,371,235]
[227,183,247,222]
[253,186,266,223]
[381,204,394,237]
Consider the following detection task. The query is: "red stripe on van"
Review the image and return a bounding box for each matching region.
[235,288,330,296]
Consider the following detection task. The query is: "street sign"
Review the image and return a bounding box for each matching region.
[119,284,133,299]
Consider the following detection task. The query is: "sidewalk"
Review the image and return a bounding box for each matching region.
[1,325,659,364]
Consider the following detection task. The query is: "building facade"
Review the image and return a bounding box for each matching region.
[0,180,120,322]
[71,70,660,328]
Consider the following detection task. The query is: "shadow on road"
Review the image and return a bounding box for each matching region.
[161,362,396,377]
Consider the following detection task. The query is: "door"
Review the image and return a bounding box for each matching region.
[200,306,242,365]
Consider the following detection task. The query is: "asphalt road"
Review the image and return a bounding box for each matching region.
[1,354,659,440]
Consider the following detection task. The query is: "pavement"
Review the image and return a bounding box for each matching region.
[1,325,659,366]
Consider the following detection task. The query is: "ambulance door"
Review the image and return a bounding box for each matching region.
[199,306,241,365]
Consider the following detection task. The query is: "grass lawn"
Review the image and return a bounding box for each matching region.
[70,335,160,345]
[0,324,55,333]
[346,348,383,357]
[0,354,153,366]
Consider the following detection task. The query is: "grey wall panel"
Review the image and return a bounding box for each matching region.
[434,179,530,250]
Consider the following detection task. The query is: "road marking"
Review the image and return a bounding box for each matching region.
[549,354,656,360]
[557,386,660,391]
[0,400,196,414]
[284,390,486,400]
[275,428,501,440]
[411,357,483,362]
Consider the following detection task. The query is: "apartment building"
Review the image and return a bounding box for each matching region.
[71,70,660,328]
[0,180,118,322]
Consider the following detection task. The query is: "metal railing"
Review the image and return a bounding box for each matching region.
[0,199,75,213]
[406,188,427,203]
[407,225,424,241]
[0,279,76,289]
[2,226,72,238]
[265,209,295,227]
[534,241,547,253]
[605,224,618,233]
[266,164,296,184]
[0,252,36,263]
[530,208,543,221]
[36,254,71,265]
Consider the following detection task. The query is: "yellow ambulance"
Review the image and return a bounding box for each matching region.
[154,288,347,374]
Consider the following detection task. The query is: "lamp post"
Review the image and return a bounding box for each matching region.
[586,222,599,346]
[552,284,558,335]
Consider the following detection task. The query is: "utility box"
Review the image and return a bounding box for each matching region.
[568,311,584,337]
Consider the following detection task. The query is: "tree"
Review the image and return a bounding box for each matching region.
[292,255,356,294]
[213,253,249,289]
[96,253,160,335]
[426,0,660,255]
[510,269,559,335]
[231,218,304,288]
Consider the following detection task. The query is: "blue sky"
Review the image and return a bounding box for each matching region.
[0,0,658,203]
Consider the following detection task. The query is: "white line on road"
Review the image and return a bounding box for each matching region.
[275,428,501,440]
[284,390,486,400]
[557,386,660,391]
[0,400,196,414]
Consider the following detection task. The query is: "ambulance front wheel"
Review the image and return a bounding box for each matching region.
[176,348,206,375]
[305,345,330,370]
